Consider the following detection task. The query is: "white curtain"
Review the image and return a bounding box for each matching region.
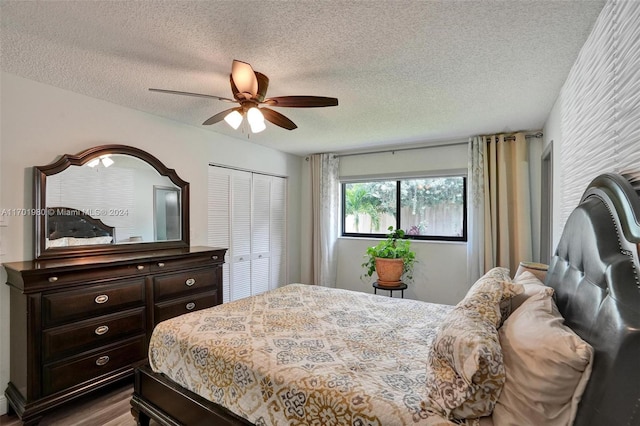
[467,136,486,285]
[467,133,536,284]
[309,153,340,287]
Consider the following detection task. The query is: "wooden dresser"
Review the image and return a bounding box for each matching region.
[3,246,226,425]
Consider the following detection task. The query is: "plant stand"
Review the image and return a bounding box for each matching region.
[372,281,407,298]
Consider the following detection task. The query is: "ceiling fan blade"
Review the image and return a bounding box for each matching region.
[149,88,235,102]
[255,72,269,102]
[230,75,240,99]
[231,60,258,98]
[202,107,238,125]
[263,96,339,108]
[261,107,298,130]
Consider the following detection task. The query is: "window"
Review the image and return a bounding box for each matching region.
[341,176,467,241]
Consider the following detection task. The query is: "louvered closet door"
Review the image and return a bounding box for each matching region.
[207,169,231,302]
[270,176,287,289]
[251,175,271,295]
[230,170,253,300]
[208,166,287,302]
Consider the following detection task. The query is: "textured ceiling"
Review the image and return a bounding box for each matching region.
[1,0,605,156]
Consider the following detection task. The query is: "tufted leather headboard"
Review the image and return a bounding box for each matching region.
[47,206,116,241]
[546,173,640,426]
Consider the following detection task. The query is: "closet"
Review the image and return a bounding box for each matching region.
[208,166,287,302]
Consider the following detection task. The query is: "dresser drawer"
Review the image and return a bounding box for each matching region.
[42,307,146,362]
[154,292,218,323]
[149,250,225,273]
[27,263,149,291]
[42,278,145,327]
[153,269,216,301]
[42,336,146,396]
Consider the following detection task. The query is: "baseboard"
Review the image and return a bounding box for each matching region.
[0,394,7,416]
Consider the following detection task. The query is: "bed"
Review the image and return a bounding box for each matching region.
[45,206,115,247]
[130,172,640,426]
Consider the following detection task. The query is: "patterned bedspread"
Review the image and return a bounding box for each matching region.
[149,284,457,425]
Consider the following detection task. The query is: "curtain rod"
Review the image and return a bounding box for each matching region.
[330,132,543,159]
[333,140,468,159]
[491,131,544,142]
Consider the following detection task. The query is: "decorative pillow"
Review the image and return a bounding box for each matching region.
[461,267,524,326]
[424,308,505,419]
[423,267,523,420]
[493,291,594,426]
[509,270,554,313]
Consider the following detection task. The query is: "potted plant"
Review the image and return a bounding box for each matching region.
[362,226,416,286]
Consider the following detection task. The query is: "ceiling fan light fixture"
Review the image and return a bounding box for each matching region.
[247,107,266,133]
[88,155,114,168]
[224,110,243,129]
[100,155,114,168]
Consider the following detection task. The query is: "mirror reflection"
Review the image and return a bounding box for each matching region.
[154,186,181,241]
[45,154,181,248]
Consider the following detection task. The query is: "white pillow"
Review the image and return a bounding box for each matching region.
[509,270,554,313]
[66,236,113,246]
[46,237,69,247]
[493,291,594,426]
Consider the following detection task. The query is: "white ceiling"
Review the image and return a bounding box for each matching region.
[1,0,605,156]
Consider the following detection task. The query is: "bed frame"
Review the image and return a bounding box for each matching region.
[130,172,640,426]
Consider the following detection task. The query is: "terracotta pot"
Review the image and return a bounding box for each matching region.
[375,257,404,286]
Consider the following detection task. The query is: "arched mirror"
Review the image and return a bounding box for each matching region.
[34,145,190,259]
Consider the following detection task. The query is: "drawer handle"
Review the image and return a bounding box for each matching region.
[94,294,109,304]
[211,255,218,260]
[158,262,165,267]
[95,325,109,336]
[137,265,145,270]
[186,302,196,311]
[185,278,196,287]
[95,355,110,366]
[48,276,58,283]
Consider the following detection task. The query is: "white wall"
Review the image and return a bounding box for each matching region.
[0,72,5,417]
[543,0,640,246]
[332,143,470,306]
[0,72,303,415]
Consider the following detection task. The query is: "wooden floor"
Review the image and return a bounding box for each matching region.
[0,382,158,426]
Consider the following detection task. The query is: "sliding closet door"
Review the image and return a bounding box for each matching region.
[208,166,287,302]
[207,169,231,301]
[231,170,253,300]
[270,177,287,290]
[251,174,272,295]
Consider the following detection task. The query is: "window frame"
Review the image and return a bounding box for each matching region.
[340,175,467,242]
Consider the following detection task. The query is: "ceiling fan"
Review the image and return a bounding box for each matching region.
[149,60,339,133]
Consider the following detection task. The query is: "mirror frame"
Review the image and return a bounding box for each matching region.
[34,144,190,259]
